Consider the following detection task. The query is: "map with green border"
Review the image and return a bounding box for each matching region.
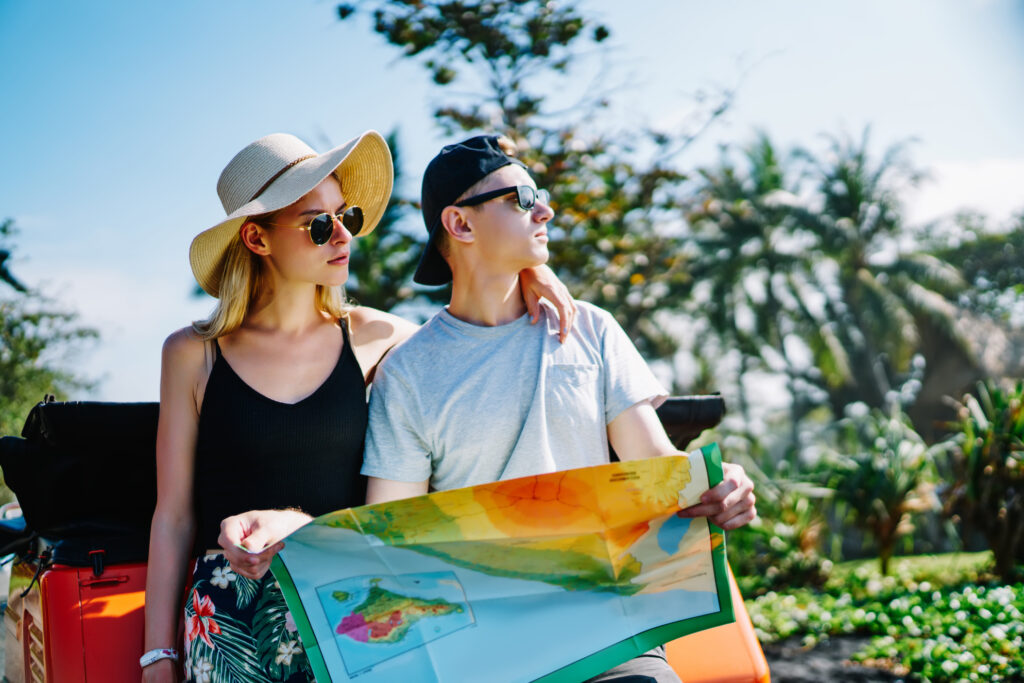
[273,447,734,683]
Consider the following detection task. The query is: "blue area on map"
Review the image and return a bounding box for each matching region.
[656,515,692,555]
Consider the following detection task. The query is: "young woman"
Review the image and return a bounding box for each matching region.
[141,131,574,683]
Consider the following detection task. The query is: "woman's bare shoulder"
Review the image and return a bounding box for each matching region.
[162,326,208,369]
[347,306,419,347]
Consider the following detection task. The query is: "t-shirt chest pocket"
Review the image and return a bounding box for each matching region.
[545,363,602,429]
[549,363,599,386]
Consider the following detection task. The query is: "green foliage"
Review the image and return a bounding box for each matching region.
[730,484,834,596]
[937,214,1024,292]
[0,220,97,437]
[0,299,96,432]
[930,213,1024,323]
[825,405,942,575]
[342,1,732,360]
[944,380,1024,582]
[747,553,1022,682]
[728,438,835,596]
[688,131,969,423]
[338,0,609,132]
[344,130,434,312]
[534,136,695,359]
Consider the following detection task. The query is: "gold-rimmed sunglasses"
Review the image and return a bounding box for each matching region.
[265,206,364,245]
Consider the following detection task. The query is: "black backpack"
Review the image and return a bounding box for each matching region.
[0,400,159,568]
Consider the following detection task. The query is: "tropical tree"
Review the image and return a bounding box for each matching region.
[685,133,825,442]
[789,130,968,416]
[687,130,970,430]
[337,0,732,362]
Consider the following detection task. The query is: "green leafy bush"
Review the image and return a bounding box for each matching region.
[730,484,834,596]
[944,380,1024,582]
[747,553,1023,682]
[825,405,942,575]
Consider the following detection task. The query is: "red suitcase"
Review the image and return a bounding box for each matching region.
[5,554,148,682]
[0,401,160,682]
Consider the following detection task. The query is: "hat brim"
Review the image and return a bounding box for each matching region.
[190,130,393,297]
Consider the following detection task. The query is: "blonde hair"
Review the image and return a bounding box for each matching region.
[191,231,350,341]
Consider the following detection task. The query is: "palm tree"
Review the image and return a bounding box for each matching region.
[790,129,968,417]
[687,129,971,437]
[686,133,822,447]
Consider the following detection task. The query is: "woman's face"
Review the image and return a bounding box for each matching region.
[256,175,353,288]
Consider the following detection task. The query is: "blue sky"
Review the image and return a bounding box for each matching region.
[1,0,1023,400]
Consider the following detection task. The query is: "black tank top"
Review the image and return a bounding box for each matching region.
[193,323,368,551]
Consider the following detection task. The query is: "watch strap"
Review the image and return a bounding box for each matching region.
[139,648,178,668]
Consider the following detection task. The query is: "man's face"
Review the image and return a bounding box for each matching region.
[461,164,554,274]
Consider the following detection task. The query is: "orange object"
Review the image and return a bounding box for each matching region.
[665,567,771,683]
[5,560,148,682]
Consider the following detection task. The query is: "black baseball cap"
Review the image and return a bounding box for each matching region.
[414,135,527,285]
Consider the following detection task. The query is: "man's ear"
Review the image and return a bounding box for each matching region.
[240,220,272,255]
[440,206,474,245]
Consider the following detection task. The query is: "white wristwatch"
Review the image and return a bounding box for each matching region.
[139,648,178,668]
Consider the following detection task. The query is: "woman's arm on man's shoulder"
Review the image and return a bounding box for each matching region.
[347,306,420,382]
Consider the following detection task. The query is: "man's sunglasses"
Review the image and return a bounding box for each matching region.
[454,185,550,212]
[265,206,363,246]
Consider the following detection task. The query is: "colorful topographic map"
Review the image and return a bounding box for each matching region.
[274,449,733,683]
[318,454,706,595]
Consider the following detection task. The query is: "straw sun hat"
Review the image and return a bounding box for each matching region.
[189,130,393,297]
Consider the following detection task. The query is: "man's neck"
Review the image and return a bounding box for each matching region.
[447,268,526,327]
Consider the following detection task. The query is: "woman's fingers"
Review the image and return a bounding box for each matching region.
[524,287,541,324]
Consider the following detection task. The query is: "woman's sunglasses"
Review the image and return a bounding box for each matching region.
[454,185,550,211]
[265,206,364,246]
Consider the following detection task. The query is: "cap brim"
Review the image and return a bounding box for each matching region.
[190,131,393,297]
[412,221,453,286]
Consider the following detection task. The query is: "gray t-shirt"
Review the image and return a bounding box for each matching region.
[361,300,667,490]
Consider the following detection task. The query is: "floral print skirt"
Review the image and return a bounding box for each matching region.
[184,553,315,682]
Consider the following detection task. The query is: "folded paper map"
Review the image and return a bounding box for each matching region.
[272,444,733,682]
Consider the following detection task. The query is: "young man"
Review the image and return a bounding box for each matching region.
[359,135,757,682]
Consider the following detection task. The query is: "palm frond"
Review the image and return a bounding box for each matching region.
[235,576,259,610]
[889,253,966,296]
[855,268,918,368]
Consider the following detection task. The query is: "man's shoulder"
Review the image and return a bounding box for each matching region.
[543,299,618,340]
[572,299,614,322]
[375,311,448,378]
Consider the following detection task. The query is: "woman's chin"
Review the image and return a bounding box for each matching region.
[317,268,350,287]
